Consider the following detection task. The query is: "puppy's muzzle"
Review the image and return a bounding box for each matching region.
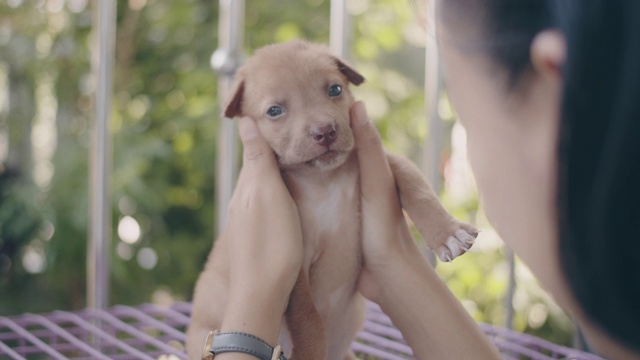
[311,124,338,146]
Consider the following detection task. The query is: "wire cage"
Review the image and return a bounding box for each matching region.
[0,301,605,360]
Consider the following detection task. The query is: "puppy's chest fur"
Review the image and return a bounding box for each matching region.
[284,156,362,317]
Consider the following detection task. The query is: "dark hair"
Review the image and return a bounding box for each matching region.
[445,0,640,352]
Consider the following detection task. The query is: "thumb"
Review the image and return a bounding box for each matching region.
[350,102,394,193]
[238,116,278,171]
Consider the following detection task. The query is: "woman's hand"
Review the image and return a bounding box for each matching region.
[349,102,502,359]
[220,116,304,347]
[349,101,417,302]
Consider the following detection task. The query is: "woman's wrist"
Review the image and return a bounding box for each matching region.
[214,279,291,360]
[370,243,501,359]
[221,288,288,347]
[214,269,292,360]
[223,247,298,343]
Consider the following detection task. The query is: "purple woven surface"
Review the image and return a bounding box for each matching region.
[0,301,605,360]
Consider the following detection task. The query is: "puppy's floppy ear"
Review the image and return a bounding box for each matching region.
[334,58,365,86]
[223,78,245,118]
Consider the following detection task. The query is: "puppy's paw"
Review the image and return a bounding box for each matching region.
[434,224,478,262]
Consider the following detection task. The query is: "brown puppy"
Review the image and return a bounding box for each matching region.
[187,40,477,360]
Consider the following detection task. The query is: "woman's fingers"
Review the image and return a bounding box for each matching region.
[227,115,303,289]
[238,116,280,177]
[231,116,288,214]
[350,101,395,200]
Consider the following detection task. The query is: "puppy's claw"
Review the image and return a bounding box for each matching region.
[446,237,463,259]
[456,229,476,246]
[437,248,451,262]
[434,225,478,262]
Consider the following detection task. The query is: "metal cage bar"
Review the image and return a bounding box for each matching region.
[212,0,245,235]
[422,0,442,194]
[88,0,116,311]
[330,0,350,58]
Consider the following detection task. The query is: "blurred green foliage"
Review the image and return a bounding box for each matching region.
[0,0,574,347]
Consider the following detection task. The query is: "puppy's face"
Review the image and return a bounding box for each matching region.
[224,41,365,171]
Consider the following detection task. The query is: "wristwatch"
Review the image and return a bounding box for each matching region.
[202,330,287,360]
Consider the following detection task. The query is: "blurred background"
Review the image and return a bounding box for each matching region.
[0,0,574,347]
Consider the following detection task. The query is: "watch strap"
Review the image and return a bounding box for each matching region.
[204,331,287,360]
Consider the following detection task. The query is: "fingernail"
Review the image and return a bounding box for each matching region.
[354,101,369,125]
[239,117,258,140]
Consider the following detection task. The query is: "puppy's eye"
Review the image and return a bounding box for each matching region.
[266,105,285,119]
[328,84,342,97]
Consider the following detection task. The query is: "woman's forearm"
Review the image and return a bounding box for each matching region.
[211,116,303,359]
[374,247,502,360]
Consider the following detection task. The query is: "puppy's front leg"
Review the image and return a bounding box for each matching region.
[386,152,477,261]
[285,268,327,360]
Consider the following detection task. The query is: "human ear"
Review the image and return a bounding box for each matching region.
[530,30,566,81]
[513,30,566,188]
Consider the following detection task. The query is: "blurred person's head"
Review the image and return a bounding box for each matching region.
[435,0,640,355]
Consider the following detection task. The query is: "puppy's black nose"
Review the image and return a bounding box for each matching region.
[311,124,337,146]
